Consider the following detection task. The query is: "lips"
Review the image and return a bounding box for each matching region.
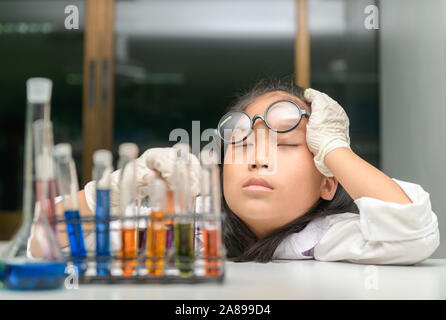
[242,177,274,192]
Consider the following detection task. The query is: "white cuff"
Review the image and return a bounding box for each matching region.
[356,178,438,241]
[273,216,331,260]
[83,180,97,213]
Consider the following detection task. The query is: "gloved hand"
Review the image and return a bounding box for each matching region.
[142,145,201,195]
[304,88,351,177]
[83,146,201,214]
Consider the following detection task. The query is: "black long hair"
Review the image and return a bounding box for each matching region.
[220,76,359,262]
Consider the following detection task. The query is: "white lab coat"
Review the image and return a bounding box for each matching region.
[273,178,440,265]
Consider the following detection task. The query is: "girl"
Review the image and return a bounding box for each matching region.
[72,77,440,265]
[217,77,439,264]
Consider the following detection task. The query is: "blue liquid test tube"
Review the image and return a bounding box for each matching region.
[54,143,87,274]
[93,150,113,276]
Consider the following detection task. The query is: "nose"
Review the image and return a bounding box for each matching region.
[248,154,269,170]
[248,127,270,171]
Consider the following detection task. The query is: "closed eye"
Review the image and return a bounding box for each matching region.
[278,144,299,147]
[235,143,254,148]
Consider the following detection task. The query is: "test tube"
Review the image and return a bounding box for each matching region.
[173,144,195,277]
[136,198,147,250]
[137,195,149,252]
[93,149,113,276]
[164,189,175,267]
[146,178,167,276]
[117,143,139,276]
[22,78,52,233]
[32,119,58,236]
[54,143,87,274]
[200,148,223,276]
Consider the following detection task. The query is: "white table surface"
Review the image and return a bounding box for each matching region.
[1,242,446,300]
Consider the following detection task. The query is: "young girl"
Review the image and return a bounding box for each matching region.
[72,77,440,265]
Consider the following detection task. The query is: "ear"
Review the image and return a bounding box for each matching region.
[320,176,338,201]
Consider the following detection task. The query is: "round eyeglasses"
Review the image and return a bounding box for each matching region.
[217,99,310,144]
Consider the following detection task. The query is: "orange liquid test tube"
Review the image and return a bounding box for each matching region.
[146,211,166,275]
[145,178,168,276]
[117,143,139,277]
[200,149,223,277]
[119,227,137,276]
[203,229,221,276]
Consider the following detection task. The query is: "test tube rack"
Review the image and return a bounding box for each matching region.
[57,213,226,284]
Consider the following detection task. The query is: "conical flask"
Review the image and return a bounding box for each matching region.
[2,78,66,290]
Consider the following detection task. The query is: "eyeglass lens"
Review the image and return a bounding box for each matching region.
[218,100,303,143]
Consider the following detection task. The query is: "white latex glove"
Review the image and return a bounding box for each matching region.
[142,146,201,196]
[84,146,201,214]
[304,88,351,177]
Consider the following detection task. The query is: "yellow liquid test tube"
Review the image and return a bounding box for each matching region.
[146,211,166,275]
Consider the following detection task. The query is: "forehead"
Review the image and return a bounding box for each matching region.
[244,91,310,116]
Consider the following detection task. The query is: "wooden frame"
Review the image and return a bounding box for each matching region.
[82,0,115,184]
[295,0,310,88]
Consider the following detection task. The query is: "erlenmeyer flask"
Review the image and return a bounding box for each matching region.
[2,78,66,290]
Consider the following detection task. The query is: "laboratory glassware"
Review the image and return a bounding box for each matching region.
[93,149,113,276]
[54,143,87,274]
[199,148,224,276]
[2,78,66,290]
[117,143,139,276]
[173,144,195,277]
[146,178,167,276]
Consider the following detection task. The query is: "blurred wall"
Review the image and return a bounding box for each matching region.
[380,0,446,258]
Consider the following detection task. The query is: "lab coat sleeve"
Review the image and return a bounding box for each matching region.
[313,178,440,265]
[273,216,331,260]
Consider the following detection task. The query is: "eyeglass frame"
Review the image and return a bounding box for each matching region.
[217,99,310,144]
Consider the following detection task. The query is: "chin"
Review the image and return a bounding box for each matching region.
[236,205,278,221]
